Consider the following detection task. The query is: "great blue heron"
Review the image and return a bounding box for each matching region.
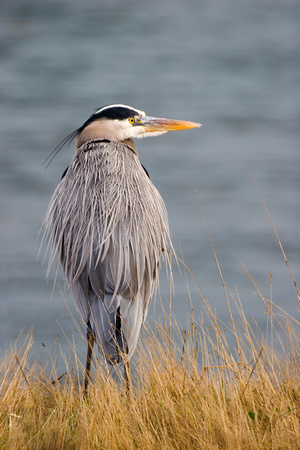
[43,104,201,393]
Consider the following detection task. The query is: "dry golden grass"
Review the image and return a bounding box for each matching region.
[2,199,300,449]
[1,281,299,450]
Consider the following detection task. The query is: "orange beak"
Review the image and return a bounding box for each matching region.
[141,116,202,133]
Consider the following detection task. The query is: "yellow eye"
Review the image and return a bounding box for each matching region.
[129,117,135,124]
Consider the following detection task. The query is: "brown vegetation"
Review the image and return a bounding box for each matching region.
[1,285,299,449]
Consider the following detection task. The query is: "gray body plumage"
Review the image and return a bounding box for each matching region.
[44,138,171,363]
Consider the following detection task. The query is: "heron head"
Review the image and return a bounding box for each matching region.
[75,104,201,148]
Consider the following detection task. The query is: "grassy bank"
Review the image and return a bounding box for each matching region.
[2,206,300,448]
[1,284,299,449]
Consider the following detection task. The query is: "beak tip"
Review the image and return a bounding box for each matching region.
[188,122,202,129]
[183,120,202,130]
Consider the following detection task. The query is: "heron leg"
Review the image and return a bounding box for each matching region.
[116,307,131,395]
[84,325,95,396]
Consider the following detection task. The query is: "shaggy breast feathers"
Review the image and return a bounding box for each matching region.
[44,140,171,361]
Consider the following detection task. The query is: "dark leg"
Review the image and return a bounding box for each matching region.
[84,327,95,396]
[124,360,131,397]
[116,307,131,396]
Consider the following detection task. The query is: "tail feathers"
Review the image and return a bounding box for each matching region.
[120,295,144,360]
[89,294,128,364]
[89,292,149,365]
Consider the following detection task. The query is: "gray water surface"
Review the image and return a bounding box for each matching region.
[1,0,299,367]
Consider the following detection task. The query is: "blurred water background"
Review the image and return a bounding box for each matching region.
[1,0,299,370]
